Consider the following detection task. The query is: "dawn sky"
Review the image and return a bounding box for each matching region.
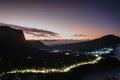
[0,0,120,40]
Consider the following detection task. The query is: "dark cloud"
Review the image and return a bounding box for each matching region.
[15,27,60,38]
[0,23,60,38]
[25,31,60,38]
[73,34,90,37]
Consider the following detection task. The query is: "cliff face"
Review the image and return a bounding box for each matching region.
[0,26,25,42]
[0,26,50,63]
[0,26,28,56]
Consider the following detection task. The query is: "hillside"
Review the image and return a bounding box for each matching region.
[52,35,120,51]
[27,40,49,51]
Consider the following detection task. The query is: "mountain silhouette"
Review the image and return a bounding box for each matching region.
[52,35,120,51]
[0,26,51,67]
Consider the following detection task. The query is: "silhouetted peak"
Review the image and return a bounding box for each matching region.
[98,35,120,42]
[100,35,119,39]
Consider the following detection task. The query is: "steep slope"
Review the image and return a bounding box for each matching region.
[28,40,49,51]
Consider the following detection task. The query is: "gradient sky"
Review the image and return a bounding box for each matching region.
[0,0,120,40]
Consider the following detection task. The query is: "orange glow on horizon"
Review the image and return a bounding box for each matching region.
[24,32,100,41]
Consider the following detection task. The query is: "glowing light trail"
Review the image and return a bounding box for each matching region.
[0,56,102,76]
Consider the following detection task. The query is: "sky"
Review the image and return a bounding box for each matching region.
[0,0,120,40]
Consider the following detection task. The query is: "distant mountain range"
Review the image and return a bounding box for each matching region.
[0,23,120,52]
[0,25,120,57]
[27,35,120,52]
[52,35,120,51]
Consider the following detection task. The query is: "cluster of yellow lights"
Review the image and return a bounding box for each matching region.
[0,55,102,76]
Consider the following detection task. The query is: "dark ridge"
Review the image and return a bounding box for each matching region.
[27,40,49,50]
[52,35,120,51]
